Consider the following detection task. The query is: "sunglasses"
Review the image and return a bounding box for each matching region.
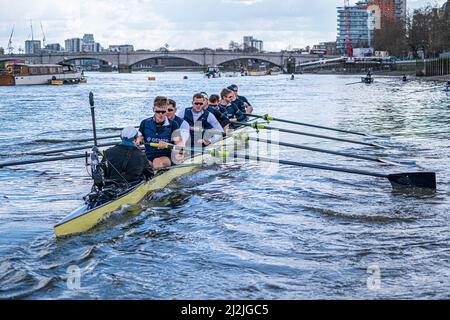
[154,110,167,114]
[193,102,204,106]
[167,108,175,112]
[227,96,234,99]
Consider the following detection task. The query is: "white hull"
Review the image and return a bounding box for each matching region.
[13,71,83,86]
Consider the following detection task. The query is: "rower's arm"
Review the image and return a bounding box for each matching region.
[179,120,190,146]
[206,113,224,144]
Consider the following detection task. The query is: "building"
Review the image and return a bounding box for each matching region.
[25,40,41,54]
[44,43,62,52]
[366,0,407,20]
[82,42,102,53]
[65,38,83,53]
[243,36,264,52]
[108,45,134,53]
[336,1,372,55]
[82,34,95,44]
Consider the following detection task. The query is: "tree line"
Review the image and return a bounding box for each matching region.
[374,3,450,58]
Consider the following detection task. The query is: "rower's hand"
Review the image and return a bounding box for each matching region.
[174,151,185,162]
[197,139,211,146]
[246,106,254,114]
[157,141,169,149]
[230,117,237,123]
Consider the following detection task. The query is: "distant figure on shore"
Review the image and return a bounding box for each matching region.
[291,74,295,80]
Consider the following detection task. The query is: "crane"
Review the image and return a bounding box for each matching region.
[7,25,14,54]
[40,22,46,48]
[344,0,353,58]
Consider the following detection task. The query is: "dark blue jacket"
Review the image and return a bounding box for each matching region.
[207,105,230,128]
[139,117,180,160]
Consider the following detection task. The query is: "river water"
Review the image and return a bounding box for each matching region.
[0,72,449,299]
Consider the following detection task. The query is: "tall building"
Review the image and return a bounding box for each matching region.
[366,0,407,20]
[65,38,82,52]
[243,36,264,52]
[336,1,372,54]
[82,34,95,44]
[25,40,41,54]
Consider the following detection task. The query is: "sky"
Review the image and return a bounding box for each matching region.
[0,0,431,52]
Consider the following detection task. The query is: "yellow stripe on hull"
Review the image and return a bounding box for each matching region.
[54,126,249,237]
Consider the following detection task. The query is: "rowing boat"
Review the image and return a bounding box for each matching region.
[53,124,251,237]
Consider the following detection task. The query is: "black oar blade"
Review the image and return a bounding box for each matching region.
[387,172,436,190]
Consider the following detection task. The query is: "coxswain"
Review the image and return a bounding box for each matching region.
[166,98,190,145]
[178,93,224,147]
[207,94,230,131]
[219,88,246,124]
[139,96,184,169]
[101,127,153,185]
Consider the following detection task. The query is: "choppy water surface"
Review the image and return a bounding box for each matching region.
[0,72,449,299]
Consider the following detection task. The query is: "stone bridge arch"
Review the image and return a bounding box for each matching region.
[128,54,203,67]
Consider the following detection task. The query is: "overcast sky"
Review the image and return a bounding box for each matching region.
[0,0,430,52]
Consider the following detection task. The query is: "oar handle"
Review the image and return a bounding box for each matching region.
[89,92,98,147]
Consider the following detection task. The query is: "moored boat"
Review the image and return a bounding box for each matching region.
[0,62,85,86]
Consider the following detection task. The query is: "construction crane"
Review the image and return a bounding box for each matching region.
[40,22,46,48]
[344,0,353,58]
[30,19,34,41]
[7,25,14,54]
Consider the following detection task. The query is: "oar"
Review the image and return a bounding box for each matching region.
[234,134,415,167]
[0,153,88,169]
[35,134,120,144]
[346,81,362,86]
[28,142,118,156]
[235,122,386,149]
[209,150,436,191]
[246,113,377,137]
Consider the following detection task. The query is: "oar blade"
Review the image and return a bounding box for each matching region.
[387,172,436,190]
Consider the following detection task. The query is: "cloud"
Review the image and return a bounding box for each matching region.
[0,0,427,52]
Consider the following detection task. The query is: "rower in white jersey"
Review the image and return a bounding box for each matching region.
[178,93,224,147]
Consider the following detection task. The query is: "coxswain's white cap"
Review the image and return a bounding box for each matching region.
[121,127,142,140]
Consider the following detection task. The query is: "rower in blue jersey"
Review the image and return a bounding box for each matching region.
[178,93,224,147]
[166,99,190,145]
[228,84,254,114]
[139,96,184,169]
[207,94,230,132]
[220,88,247,125]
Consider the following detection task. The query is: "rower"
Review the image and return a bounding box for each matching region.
[220,88,246,125]
[166,98,190,145]
[178,93,224,147]
[228,84,254,114]
[101,127,153,186]
[139,96,184,169]
[291,74,295,80]
[402,75,407,82]
[207,94,230,131]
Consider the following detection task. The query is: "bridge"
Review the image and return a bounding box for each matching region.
[0,50,336,73]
